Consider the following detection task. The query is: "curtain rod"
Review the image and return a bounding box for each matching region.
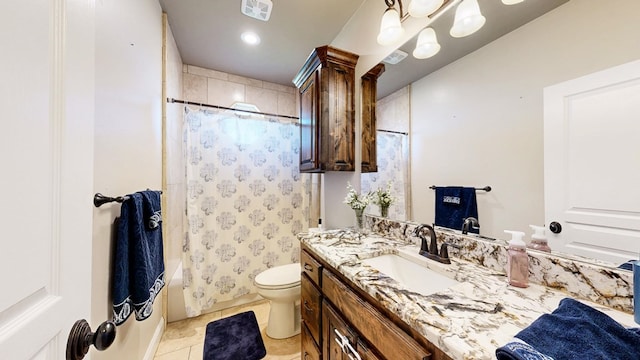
[167,98,300,120]
[377,129,408,135]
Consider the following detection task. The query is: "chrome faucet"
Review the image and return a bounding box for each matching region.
[461,217,480,234]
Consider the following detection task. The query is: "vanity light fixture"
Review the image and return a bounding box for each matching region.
[378,0,521,59]
[377,1,405,46]
[412,27,440,59]
[450,0,486,38]
[409,0,445,18]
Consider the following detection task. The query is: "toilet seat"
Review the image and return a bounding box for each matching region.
[254,263,301,290]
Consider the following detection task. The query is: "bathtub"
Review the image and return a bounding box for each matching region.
[168,262,188,322]
[168,262,265,322]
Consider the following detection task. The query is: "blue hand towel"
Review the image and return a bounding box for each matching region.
[434,186,478,232]
[496,298,640,360]
[112,190,165,325]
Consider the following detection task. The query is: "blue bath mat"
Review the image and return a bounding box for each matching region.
[203,311,266,360]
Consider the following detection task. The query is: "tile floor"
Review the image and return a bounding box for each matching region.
[154,299,301,360]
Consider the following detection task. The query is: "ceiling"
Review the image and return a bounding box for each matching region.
[159,0,367,87]
[160,0,568,99]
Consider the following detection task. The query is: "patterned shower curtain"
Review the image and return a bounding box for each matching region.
[182,107,307,317]
[361,132,409,220]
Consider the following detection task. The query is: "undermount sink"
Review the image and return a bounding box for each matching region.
[362,253,459,296]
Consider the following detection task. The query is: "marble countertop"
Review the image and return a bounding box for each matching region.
[299,229,636,360]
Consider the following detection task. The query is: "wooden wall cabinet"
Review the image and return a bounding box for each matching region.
[361,63,385,173]
[293,46,359,172]
[301,245,451,360]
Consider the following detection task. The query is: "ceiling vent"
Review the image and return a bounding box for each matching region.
[382,49,408,65]
[241,0,273,22]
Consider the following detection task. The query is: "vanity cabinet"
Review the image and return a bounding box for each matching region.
[301,249,323,360]
[293,46,359,172]
[301,245,449,360]
[360,63,385,173]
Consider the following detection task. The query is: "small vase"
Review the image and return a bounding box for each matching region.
[354,208,364,230]
[380,205,389,218]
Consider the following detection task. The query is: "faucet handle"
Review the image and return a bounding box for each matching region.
[439,242,461,260]
[462,217,480,234]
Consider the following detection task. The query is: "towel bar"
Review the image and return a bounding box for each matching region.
[429,185,491,192]
[94,190,163,207]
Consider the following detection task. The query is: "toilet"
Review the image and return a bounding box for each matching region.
[254,263,301,339]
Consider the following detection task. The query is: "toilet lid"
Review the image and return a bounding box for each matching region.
[254,263,301,289]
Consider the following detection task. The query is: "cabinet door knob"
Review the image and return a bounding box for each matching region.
[304,263,313,272]
[303,300,314,313]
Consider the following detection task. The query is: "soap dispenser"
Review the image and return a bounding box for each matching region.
[528,225,551,252]
[504,230,529,288]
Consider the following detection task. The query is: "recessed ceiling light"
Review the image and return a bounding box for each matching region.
[241,31,261,45]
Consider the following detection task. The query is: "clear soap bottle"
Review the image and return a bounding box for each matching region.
[528,225,551,252]
[505,230,529,288]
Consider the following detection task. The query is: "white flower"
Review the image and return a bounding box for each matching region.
[343,183,371,210]
[372,182,394,207]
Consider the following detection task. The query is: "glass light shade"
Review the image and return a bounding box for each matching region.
[502,0,524,4]
[377,8,404,46]
[408,0,444,18]
[450,0,486,38]
[412,28,440,59]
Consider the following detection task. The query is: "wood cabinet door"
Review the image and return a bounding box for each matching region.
[302,323,322,360]
[321,62,355,171]
[361,64,385,173]
[300,68,320,172]
[302,273,323,345]
[323,301,353,360]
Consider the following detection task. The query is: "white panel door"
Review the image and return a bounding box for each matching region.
[544,59,640,265]
[0,0,94,359]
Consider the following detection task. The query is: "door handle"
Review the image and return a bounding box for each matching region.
[344,341,362,360]
[549,221,562,234]
[66,319,116,360]
[333,328,349,352]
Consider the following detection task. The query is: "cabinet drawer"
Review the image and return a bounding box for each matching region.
[357,339,383,360]
[301,249,323,286]
[301,273,322,345]
[322,270,431,360]
[302,323,321,360]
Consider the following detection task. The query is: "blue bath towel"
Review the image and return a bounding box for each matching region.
[496,298,640,360]
[434,186,478,232]
[112,190,165,325]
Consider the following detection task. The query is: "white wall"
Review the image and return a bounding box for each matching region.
[163,14,184,300]
[410,0,640,240]
[92,0,164,359]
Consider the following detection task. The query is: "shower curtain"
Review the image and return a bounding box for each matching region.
[182,107,308,317]
[361,132,409,220]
